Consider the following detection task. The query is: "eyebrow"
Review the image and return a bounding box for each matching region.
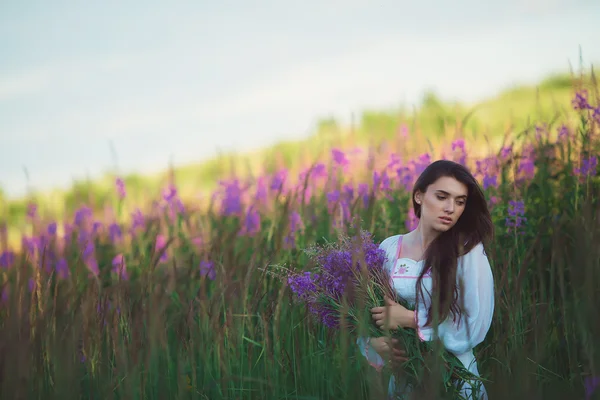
[435,190,467,199]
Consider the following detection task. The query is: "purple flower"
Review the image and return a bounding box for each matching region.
[155,235,169,262]
[557,125,570,142]
[112,254,128,280]
[506,200,527,234]
[585,375,600,399]
[288,271,319,302]
[47,222,57,236]
[108,222,122,242]
[240,206,261,237]
[593,107,600,124]
[286,231,389,330]
[27,203,37,219]
[500,146,513,161]
[331,148,349,168]
[0,251,15,269]
[254,177,268,203]
[55,258,69,279]
[74,206,93,226]
[483,174,498,190]
[270,169,288,192]
[115,177,126,199]
[358,183,370,208]
[572,90,591,111]
[218,179,245,216]
[574,156,598,178]
[396,166,414,192]
[131,209,146,232]
[413,153,432,175]
[28,278,36,293]
[451,139,467,165]
[200,261,216,280]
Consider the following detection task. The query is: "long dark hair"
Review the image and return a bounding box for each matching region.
[413,160,494,327]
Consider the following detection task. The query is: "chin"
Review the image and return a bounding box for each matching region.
[433,222,453,232]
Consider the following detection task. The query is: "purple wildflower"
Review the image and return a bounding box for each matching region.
[27,203,37,219]
[574,156,598,178]
[28,278,36,293]
[331,148,349,168]
[240,206,261,237]
[55,258,69,279]
[500,146,513,161]
[74,206,93,227]
[200,261,216,280]
[557,125,570,142]
[112,254,128,280]
[218,179,245,216]
[572,90,591,110]
[358,183,370,208]
[506,200,527,234]
[451,139,467,166]
[483,175,498,190]
[270,169,288,192]
[131,209,146,232]
[254,176,268,203]
[413,153,432,175]
[115,177,126,199]
[593,107,600,124]
[108,222,122,242]
[585,375,600,399]
[47,222,57,236]
[288,271,318,302]
[397,166,414,192]
[0,251,15,269]
[155,235,168,262]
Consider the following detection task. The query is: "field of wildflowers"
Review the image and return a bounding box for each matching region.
[0,78,599,399]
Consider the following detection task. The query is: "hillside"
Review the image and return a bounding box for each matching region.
[1,71,595,233]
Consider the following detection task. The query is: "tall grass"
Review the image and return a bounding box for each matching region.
[0,77,599,399]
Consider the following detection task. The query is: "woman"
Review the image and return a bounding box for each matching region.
[357,159,495,399]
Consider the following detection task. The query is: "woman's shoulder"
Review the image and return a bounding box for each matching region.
[458,242,491,273]
[378,234,402,253]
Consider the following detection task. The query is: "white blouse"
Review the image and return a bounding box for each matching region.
[357,234,495,399]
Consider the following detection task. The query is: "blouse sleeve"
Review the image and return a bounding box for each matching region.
[356,235,399,371]
[415,243,495,355]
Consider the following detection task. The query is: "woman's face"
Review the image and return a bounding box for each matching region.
[415,176,468,233]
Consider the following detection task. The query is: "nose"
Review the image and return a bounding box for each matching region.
[444,200,455,214]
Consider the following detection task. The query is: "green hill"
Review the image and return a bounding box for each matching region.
[1,71,595,236]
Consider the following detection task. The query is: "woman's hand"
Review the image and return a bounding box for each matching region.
[371,296,417,330]
[369,337,409,365]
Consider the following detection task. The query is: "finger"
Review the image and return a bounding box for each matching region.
[372,313,384,321]
[370,307,385,313]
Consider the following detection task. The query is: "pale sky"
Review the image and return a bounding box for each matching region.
[1,0,599,198]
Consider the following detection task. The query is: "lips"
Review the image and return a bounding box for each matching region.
[439,216,453,224]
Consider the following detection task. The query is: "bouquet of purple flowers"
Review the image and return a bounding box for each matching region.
[274,230,485,399]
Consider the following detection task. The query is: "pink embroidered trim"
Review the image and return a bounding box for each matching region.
[391,274,432,279]
[415,310,428,342]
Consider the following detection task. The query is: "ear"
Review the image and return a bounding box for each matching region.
[414,191,423,205]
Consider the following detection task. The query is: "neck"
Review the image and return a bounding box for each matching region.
[415,222,439,251]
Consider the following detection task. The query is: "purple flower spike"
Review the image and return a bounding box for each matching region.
[200,261,216,280]
[0,251,15,269]
[112,254,128,280]
[115,177,126,199]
